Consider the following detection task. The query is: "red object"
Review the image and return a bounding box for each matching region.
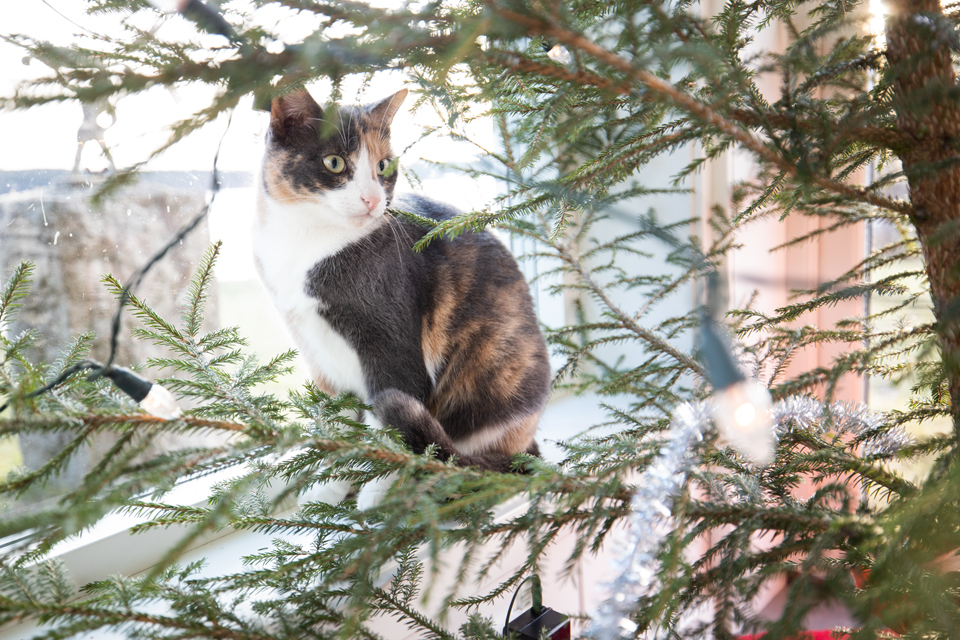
[736,633,848,640]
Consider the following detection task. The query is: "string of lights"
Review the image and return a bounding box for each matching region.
[589,307,909,639]
[0,102,233,419]
[145,0,239,41]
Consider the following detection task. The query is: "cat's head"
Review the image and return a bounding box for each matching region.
[262,88,408,227]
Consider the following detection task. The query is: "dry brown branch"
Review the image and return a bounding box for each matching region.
[83,414,251,432]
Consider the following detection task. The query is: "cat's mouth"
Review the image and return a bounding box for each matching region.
[349,209,387,226]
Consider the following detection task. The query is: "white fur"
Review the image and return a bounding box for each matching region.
[353,146,384,214]
[353,415,402,511]
[355,472,399,511]
[452,413,533,456]
[255,144,403,511]
[423,353,443,387]
[453,427,507,456]
[297,476,354,508]
[253,146,389,400]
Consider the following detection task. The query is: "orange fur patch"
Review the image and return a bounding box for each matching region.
[356,110,395,177]
[313,372,338,395]
[262,151,312,206]
[422,275,456,387]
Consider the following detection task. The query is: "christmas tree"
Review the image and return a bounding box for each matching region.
[2,0,959,638]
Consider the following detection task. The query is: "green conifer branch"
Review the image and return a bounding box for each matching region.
[2,0,960,635]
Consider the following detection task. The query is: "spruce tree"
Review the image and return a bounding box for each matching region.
[2,0,959,638]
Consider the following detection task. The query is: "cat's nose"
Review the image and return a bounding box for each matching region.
[361,194,381,213]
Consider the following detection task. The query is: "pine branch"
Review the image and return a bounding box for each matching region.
[370,585,458,640]
[554,244,706,377]
[488,4,912,215]
[484,48,634,97]
[728,109,912,151]
[183,243,222,338]
[0,600,277,640]
[0,262,33,334]
[3,0,960,636]
[2,413,251,435]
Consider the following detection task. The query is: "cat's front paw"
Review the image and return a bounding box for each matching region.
[354,472,400,511]
[297,477,354,508]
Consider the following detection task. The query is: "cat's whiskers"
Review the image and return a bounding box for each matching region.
[313,114,349,151]
[338,109,350,151]
[389,215,416,250]
[387,217,406,269]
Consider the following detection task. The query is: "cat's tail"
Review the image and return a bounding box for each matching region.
[373,389,538,474]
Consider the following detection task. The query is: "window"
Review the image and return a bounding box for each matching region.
[0,3,537,522]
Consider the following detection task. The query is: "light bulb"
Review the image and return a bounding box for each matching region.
[138,384,183,420]
[714,381,775,466]
[144,0,238,40]
[734,402,756,426]
[547,45,572,64]
[102,366,183,420]
[95,111,115,129]
[618,618,639,633]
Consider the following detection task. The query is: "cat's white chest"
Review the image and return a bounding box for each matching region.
[252,198,371,399]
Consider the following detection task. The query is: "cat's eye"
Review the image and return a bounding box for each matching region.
[323,155,346,174]
[376,158,391,176]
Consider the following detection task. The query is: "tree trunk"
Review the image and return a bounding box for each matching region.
[885,0,960,440]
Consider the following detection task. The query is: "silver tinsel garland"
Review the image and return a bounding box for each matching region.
[772,396,914,457]
[589,401,710,640]
[589,396,910,640]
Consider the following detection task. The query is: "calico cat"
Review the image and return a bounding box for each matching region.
[253,88,550,495]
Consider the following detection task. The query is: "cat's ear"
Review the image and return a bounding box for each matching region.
[270,90,323,140]
[367,89,408,127]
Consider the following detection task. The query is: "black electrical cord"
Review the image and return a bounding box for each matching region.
[503,574,541,637]
[180,0,240,42]
[0,360,102,414]
[0,361,162,414]
[99,109,232,376]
